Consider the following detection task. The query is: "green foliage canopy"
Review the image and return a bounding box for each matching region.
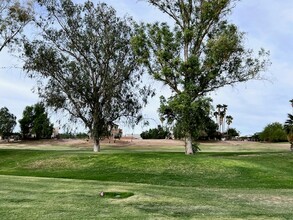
[18,103,53,139]
[0,107,17,137]
[140,125,170,139]
[0,0,33,52]
[162,95,213,139]
[259,122,287,142]
[227,128,239,139]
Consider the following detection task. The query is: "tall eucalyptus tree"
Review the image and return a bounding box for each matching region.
[23,0,152,152]
[132,0,269,154]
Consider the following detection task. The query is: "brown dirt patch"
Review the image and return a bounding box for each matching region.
[0,138,185,148]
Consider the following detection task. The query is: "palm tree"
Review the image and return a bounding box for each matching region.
[284,114,293,132]
[219,110,225,132]
[284,99,293,151]
[216,104,223,108]
[220,104,228,133]
[213,111,219,131]
[213,111,219,118]
[222,104,228,111]
[215,104,228,133]
[215,104,222,132]
[226,115,233,130]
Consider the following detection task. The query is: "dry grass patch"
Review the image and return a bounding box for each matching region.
[200,141,291,152]
[26,158,78,169]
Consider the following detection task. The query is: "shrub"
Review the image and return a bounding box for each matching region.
[259,122,287,142]
[140,125,170,139]
[59,132,88,139]
[226,128,240,140]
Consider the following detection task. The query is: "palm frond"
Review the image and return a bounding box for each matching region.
[285,114,293,125]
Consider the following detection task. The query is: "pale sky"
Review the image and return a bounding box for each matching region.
[0,0,292,136]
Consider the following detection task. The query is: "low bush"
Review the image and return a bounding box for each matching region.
[259,122,287,142]
[140,125,170,139]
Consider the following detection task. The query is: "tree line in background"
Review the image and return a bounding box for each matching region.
[0,0,271,153]
[253,99,293,151]
[0,103,53,140]
[140,99,293,150]
[0,104,90,140]
[140,105,239,141]
[140,125,171,140]
[255,122,288,143]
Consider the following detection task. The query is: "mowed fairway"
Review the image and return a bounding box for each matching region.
[0,139,292,219]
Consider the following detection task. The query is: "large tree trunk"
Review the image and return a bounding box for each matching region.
[93,138,100,152]
[185,134,194,155]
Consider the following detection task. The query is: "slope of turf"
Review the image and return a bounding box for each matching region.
[0,148,292,189]
[1,141,293,219]
[1,175,293,220]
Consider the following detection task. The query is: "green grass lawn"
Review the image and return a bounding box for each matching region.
[0,140,292,219]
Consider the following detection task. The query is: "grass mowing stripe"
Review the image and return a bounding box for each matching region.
[0,175,292,219]
[0,141,292,219]
[0,149,292,189]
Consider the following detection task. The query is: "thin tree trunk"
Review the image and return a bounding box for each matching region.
[93,138,100,152]
[183,23,193,155]
[223,117,226,133]
[185,133,194,155]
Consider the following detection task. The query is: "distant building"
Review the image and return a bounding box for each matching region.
[239,135,253,141]
[51,127,60,138]
[110,123,122,141]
